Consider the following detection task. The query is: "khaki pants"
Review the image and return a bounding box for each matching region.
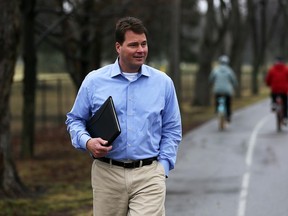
[91,159,166,216]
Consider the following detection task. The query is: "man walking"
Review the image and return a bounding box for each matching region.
[66,17,182,216]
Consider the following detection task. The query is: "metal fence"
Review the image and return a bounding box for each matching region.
[10,73,76,134]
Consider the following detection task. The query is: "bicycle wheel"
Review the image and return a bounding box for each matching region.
[217,96,226,131]
[276,111,282,132]
[275,96,283,132]
[219,114,225,131]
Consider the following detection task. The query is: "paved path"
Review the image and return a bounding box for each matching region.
[165,99,288,216]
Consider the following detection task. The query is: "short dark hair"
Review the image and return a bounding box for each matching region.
[115,17,148,45]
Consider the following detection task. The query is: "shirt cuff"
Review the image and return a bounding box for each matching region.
[159,159,170,177]
[80,133,91,150]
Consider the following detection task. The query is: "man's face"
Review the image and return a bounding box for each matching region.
[116,30,148,73]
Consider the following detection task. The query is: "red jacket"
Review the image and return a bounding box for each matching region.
[265,63,288,93]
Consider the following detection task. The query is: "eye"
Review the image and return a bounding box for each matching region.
[129,43,138,47]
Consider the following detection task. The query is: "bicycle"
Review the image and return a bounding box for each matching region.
[217,96,226,131]
[274,96,284,132]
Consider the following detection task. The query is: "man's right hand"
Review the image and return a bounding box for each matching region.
[86,138,112,158]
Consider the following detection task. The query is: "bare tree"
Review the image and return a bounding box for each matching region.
[33,0,175,90]
[278,0,288,58]
[247,0,267,95]
[0,0,27,197]
[229,0,250,97]
[193,0,231,106]
[169,0,182,104]
[247,0,286,95]
[269,0,288,59]
[58,0,173,89]
[21,0,37,158]
[59,0,103,89]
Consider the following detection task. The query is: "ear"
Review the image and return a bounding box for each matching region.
[115,42,121,54]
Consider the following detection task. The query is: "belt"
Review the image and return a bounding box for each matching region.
[96,157,157,169]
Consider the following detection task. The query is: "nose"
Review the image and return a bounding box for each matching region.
[137,44,146,52]
[137,45,144,52]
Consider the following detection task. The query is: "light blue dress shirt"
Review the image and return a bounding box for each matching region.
[65,59,182,176]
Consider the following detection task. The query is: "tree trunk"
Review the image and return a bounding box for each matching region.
[60,0,95,89]
[169,0,182,104]
[230,0,250,98]
[0,0,27,197]
[90,27,102,71]
[21,0,37,158]
[194,52,213,106]
[193,0,230,106]
[278,0,288,58]
[247,0,267,95]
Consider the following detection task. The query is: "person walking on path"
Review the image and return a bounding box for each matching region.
[265,56,288,125]
[65,16,182,216]
[209,55,238,123]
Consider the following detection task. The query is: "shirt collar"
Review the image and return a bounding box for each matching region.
[110,58,151,78]
[110,59,122,77]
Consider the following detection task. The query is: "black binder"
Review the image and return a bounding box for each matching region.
[86,96,121,146]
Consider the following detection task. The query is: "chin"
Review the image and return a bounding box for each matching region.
[136,59,145,64]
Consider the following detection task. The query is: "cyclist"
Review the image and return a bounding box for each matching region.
[265,56,288,125]
[209,55,238,123]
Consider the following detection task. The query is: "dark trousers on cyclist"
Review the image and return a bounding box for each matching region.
[271,93,288,119]
[215,94,232,122]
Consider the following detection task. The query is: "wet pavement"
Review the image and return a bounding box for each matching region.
[165,99,288,216]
